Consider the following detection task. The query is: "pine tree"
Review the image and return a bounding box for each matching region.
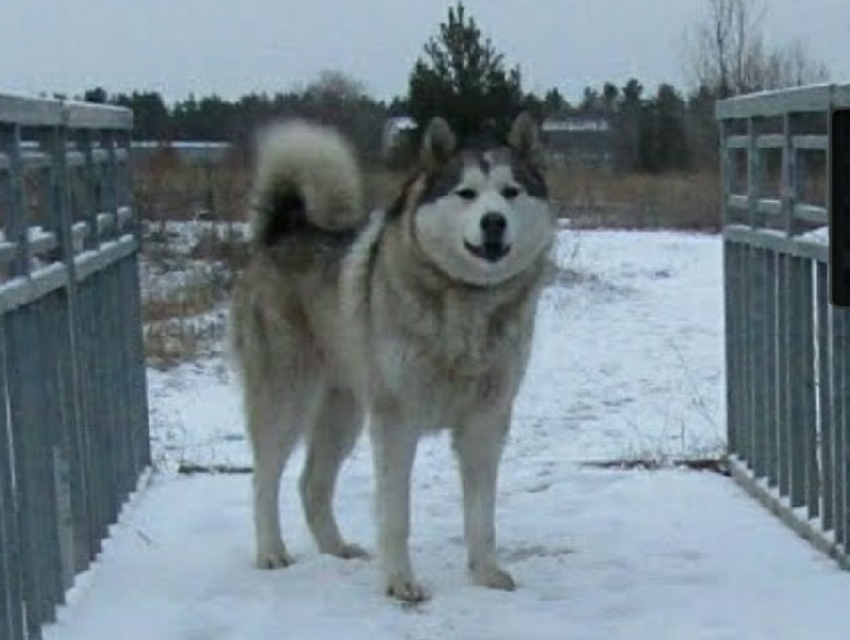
[406,2,524,141]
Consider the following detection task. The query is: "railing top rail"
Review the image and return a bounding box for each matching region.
[0,92,132,130]
[716,82,850,120]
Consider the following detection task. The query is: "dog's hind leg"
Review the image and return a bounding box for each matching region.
[246,379,319,570]
[299,386,369,559]
[453,408,516,591]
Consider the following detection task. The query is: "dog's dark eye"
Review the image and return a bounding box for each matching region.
[456,188,478,200]
[501,186,520,200]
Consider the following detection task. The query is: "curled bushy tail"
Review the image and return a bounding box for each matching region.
[250,119,365,247]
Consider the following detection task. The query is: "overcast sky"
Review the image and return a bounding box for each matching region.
[0,0,847,104]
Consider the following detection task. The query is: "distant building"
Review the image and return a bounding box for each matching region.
[380,114,616,169]
[540,117,615,169]
[131,141,232,167]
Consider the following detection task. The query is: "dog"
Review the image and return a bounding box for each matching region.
[229,112,557,602]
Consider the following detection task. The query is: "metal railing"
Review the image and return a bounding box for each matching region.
[0,93,150,639]
[718,83,850,571]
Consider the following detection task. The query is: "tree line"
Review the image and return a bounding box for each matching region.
[75,0,827,174]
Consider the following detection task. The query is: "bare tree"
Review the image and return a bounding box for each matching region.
[765,38,830,88]
[297,70,387,163]
[303,70,369,105]
[686,0,829,97]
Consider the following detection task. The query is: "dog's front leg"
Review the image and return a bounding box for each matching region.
[370,414,427,602]
[454,409,515,591]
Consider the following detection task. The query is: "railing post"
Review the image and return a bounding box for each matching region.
[75,129,100,251]
[102,129,118,242]
[720,119,742,459]
[817,261,834,531]
[744,116,771,481]
[0,123,29,278]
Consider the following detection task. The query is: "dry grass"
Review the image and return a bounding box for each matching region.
[142,277,222,325]
[361,165,723,231]
[144,322,218,371]
[187,226,250,271]
[143,293,227,370]
[545,168,722,231]
[135,152,724,233]
[135,157,723,369]
[140,221,243,370]
[134,152,251,226]
[143,272,227,371]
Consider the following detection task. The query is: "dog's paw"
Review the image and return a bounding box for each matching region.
[332,542,371,560]
[470,564,516,591]
[385,575,430,603]
[256,547,294,570]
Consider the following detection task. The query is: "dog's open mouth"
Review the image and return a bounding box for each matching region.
[464,241,512,263]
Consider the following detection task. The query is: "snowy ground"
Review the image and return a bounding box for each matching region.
[44,230,850,640]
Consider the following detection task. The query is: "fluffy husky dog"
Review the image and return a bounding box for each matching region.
[229,112,556,602]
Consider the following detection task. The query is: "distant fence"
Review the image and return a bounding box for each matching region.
[0,94,150,639]
[718,84,850,570]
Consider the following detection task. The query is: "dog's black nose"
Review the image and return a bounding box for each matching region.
[480,212,507,243]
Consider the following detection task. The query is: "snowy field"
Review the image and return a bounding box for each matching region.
[44,229,850,640]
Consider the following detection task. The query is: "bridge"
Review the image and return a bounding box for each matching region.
[1,85,850,637]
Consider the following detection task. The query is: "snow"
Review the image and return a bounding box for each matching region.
[43,229,850,640]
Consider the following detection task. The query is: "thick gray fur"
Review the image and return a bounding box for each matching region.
[229,113,557,602]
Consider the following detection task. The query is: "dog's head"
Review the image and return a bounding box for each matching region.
[397,113,556,287]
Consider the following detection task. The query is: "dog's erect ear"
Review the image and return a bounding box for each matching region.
[508,111,541,163]
[420,117,456,169]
